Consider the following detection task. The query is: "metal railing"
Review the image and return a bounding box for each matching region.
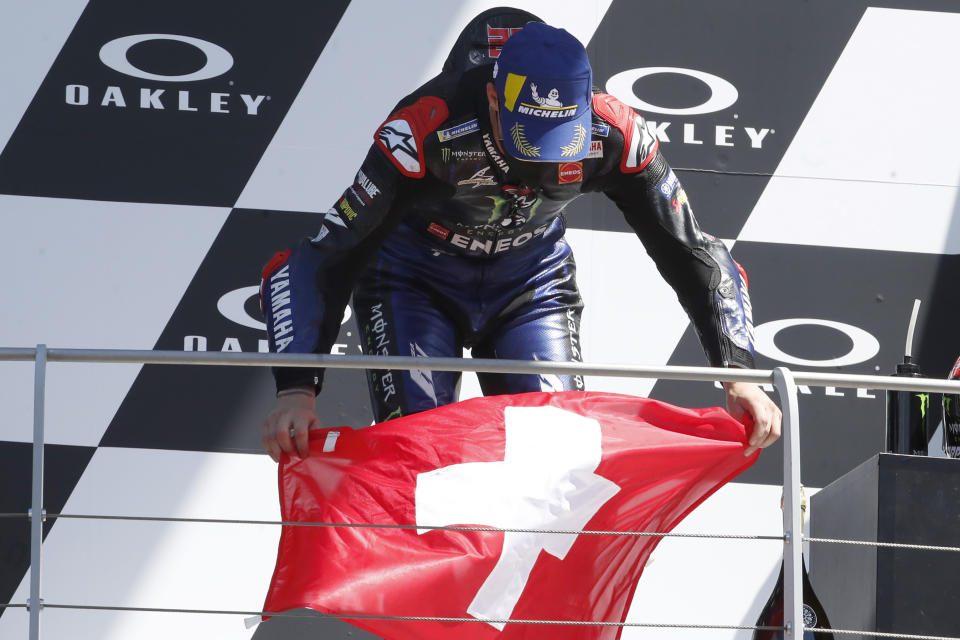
[3,344,960,640]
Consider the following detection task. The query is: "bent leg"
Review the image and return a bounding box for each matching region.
[474,301,585,396]
[354,258,462,422]
[473,241,585,396]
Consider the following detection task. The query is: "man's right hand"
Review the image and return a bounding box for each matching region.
[262,388,320,462]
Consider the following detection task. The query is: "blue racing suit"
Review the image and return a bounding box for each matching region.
[260,64,756,422]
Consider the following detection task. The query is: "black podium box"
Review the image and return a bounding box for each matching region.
[809,453,960,638]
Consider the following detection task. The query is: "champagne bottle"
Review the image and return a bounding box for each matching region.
[752,557,835,639]
[886,299,929,455]
[943,355,960,458]
[753,489,835,639]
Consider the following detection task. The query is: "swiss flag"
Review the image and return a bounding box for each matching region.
[262,391,758,639]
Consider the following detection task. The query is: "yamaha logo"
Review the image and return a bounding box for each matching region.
[606,66,774,149]
[64,33,270,115]
[181,287,355,354]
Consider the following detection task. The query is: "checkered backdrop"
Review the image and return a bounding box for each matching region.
[2,1,959,638]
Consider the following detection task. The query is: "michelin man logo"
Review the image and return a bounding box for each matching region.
[530,84,562,107]
[517,81,578,118]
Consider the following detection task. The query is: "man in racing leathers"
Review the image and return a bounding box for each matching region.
[259,21,781,462]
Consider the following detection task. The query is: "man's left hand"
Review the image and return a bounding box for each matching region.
[723,381,782,456]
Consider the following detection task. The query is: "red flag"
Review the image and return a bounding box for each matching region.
[262,391,758,639]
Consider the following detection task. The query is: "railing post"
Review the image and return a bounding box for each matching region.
[29,344,47,640]
[774,367,803,636]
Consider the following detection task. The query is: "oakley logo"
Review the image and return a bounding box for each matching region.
[99,34,234,82]
[606,66,738,115]
[754,318,880,367]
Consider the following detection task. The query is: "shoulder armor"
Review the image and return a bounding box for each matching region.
[591,93,658,173]
[374,96,450,178]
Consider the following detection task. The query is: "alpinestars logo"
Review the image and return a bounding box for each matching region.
[66,34,269,116]
[378,119,420,173]
[458,166,497,189]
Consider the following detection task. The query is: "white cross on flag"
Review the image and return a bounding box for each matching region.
[262,391,758,639]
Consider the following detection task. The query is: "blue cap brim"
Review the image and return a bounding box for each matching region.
[500,97,592,162]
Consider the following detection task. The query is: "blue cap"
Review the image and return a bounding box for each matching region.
[494,22,593,162]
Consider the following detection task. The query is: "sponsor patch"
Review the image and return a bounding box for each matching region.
[586,139,603,159]
[627,118,658,172]
[377,118,420,174]
[445,149,486,163]
[447,223,550,255]
[591,122,610,137]
[558,162,583,184]
[458,166,497,189]
[670,187,689,212]
[265,263,294,352]
[337,197,358,221]
[427,222,450,239]
[516,82,578,118]
[658,168,679,199]
[374,96,448,178]
[437,118,479,142]
[482,133,510,173]
[355,169,380,201]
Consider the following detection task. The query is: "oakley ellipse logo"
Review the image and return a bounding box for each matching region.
[754,318,880,367]
[218,286,266,331]
[606,67,739,116]
[99,34,234,82]
[67,34,267,115]
[216,286,353,331]
[604,67,773,149]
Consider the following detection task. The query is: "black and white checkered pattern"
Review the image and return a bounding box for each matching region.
[2,1,958,637]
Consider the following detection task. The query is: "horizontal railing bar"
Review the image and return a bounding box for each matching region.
[824,630,960,640]
[1,348,768,382]
[21,603,787,631]
[10,513,783,540]
[15,601,960,639]
[0,347,36,361]
[4,347,960,393]
[806,536,960,553]
[787,370,960,393]
[15,511,957,551]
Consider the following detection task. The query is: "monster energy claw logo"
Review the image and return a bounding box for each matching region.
[919,392,930,418]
